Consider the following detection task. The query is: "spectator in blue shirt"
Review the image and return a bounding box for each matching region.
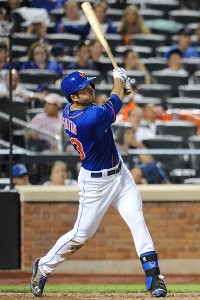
[67,41,96,71]
[31,0,65,12]
[56,1,86,33]
[21,42,63,79]
[57,2,117,39]
[164,27,199,59]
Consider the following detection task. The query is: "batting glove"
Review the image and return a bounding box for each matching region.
[124,77,131,90]
[113,67,127,82]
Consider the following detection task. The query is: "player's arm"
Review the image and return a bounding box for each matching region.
[111,77,124,101]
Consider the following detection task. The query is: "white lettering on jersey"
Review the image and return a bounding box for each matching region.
[63,117,77,135]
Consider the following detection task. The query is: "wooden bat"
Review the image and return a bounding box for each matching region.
[81,1,131,95]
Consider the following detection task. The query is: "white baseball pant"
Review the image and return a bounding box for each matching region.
[39,161,154,275]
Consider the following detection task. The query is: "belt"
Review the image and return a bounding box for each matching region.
[91,161,122,178]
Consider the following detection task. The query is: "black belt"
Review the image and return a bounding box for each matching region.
[91,161,122,178]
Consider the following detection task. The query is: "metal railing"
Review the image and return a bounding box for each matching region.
[0,111,63,153]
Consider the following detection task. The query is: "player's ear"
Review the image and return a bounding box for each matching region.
[70,94,78,101]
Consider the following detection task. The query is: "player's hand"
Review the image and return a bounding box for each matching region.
[124,77,131,90]
[113,67,127,82]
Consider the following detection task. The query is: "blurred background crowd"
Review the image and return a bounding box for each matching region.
[1,0,200,187]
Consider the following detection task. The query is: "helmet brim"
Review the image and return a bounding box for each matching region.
[72,76,96,97]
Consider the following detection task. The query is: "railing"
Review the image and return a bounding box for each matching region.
[0,111,63,153]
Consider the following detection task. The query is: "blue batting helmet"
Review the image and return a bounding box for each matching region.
[61,71,96,101]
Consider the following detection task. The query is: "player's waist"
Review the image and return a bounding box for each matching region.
[80,160,122,178]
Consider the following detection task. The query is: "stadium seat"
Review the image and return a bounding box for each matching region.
[194,71,200,84]
[183,178,200,184]
[182,58,200,76]
[155,45,172,57]
[139,9,165,20]
[12,45,27,59]
[142,57,168,73]
[104,34,123,49]
[12,33,38,48]
[18,70,57,85]
[107,8,124,21]
[107,70,145,85]
[95,83,113,96]
[151,71,189,97]
[178,85,200,98]
[169,168,197,184]
[138,83,172,100]
[45,33,80,49]
[135,97,162,107]
[97,56,123,74]
[142,135,187,171]
[115,45,153,58]
[145,0,181,14]
[0,98,31,121]
[188,135,200,172]
[49,8,64,22]
[168,9,200,25]
[130,33,167,56]
[156,120,197,147]
[166,97,200,109]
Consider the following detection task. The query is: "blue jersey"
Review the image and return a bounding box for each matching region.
[62,94,122,171]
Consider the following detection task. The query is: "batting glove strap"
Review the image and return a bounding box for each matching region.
[113,67,127,81]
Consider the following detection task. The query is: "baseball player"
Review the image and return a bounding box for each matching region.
[30,68,167,297]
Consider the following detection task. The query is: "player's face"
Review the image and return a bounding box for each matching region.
[74,84,95,107]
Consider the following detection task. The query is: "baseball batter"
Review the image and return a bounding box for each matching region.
[30,68,167,297]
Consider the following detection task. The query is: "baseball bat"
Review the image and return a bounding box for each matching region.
[81,2,131,95]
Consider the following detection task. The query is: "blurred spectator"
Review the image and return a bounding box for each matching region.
[12,163,31,186]
[60,2,117,39]
[50,43,66,61]
[56,1,86,33]
[5,0,21,15]
[0,8,12,35]
[141,162,171,184]
[0,42,8,88]
[0,7,7,21]
[115,125,154,164]
[30,0,65,12]
[118,5,151,45]
[89,39,107,82]
[140,103,159,137]
[87,2,116,39]
[26,22,47,42]
[4,163,31,190]
[67,41,96,70]
[34,82,50,102]
[130,165,148,184]
[164,27,199,59]
[26,93,64,153]
[192,23,200,55]
[127,106,155,141]
[42,161,77,186]
[95,93,107,106]
[161,49,188,75]
[21,42,63,79]
[123,49,151,84]
[117,80,144,122]
[0,69,37,101]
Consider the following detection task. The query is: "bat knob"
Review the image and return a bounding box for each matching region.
[124,88,132,95]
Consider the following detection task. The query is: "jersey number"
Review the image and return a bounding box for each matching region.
[70,138,85,160]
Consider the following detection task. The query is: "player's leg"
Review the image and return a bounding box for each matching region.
[30,172,120,297]
[112,163,167,297]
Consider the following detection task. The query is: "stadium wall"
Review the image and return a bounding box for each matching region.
[17,185,200,274]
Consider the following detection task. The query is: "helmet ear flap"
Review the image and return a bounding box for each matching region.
[90,82,95,91]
